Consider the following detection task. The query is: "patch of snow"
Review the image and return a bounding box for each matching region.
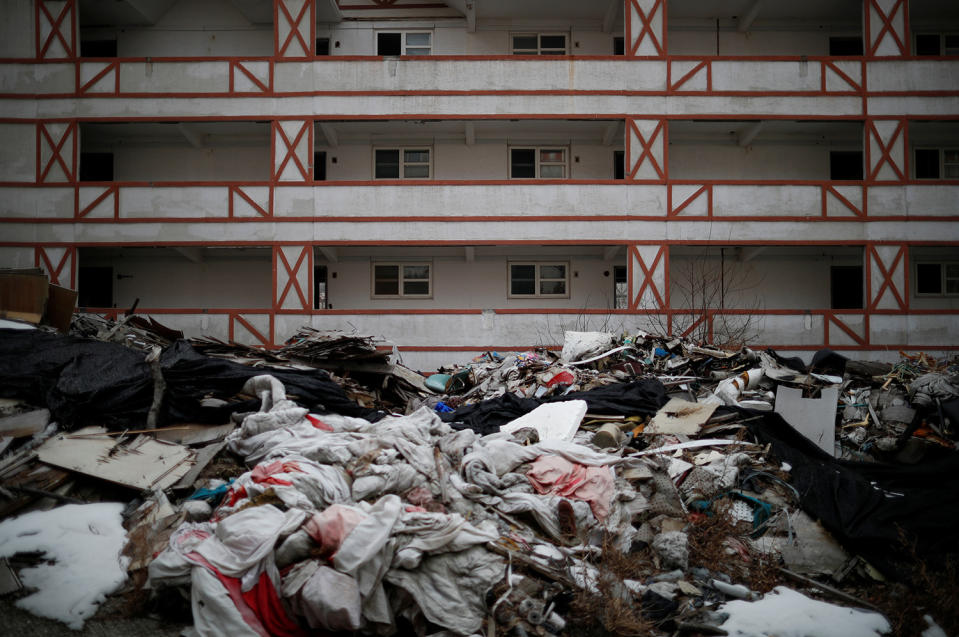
[0,503,129,629]
[720,586,890,637]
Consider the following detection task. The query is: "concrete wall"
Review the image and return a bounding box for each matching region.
[79,250,272,309]
[0,0,35,59]
[110,145,270,182]
[669,143,858,181]
[321,255,620,311]
[0,124,36,182]
[667,28,853,56]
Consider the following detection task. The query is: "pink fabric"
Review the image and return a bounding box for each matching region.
[303,504,367,560]
[306,414,334,431]
[250,460,303,487]
[526,455,614,520]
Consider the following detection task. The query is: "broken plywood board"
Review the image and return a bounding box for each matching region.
[38,427,196,490]
[0,408,50,439]
[646,398,718,435]
[775,385,840,456]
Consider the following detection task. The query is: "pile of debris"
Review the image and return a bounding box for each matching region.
[0,318,957,636]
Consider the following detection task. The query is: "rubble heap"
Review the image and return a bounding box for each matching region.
[0,318,957,636]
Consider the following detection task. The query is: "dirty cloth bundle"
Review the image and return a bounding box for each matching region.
[150,374,659,635]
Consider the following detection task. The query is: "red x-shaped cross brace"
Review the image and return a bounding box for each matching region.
[868,0,907,56]
[869,246,907,310]
[231,314,272,347]
[827,315,867,346]
[277,0,312,57]
[35,247,75,287]
[230,61,271,93]
[275,247,310,309]
[628,120,665,180]
[273,122,310,180]
[38,0,75,58]
[628,0,664,56]
[629,246,666,310]
[867,121,905,181]
[39,122,75,182]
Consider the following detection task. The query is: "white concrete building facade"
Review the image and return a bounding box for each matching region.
[1,0,957,368]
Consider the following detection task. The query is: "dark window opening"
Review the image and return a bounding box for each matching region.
[374,149,400,178]
[315,38,330,56]
[78,266,113,308]
[915,148,940,179]
[915,33,941,56]
[79,152,113,182]
[377,33,402,56]
[916,263,942,294]
[510,149,535,178]
[80,39,117,57]
[613,36,625,55]
[829,151,863,180]
[614,265,628,309]
[614,150,625,180]
[314,151,326,181]
[828,37,863,56]
[830,265,863,309]
[314,265,328,309]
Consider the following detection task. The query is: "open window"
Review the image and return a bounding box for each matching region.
[830,265,863,309]
[512,33,567,55]
[509,147,568,179]
[916,262,959,296]
[377,31,432,56]
[915,148,959,179]
[372,262,432,298]
[508,262,569,298]
[374,147,431,179]
[614,265,628,308]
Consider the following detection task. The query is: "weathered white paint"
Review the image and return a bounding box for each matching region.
[867,61,959,93]
[710,61,821,93]
[0,0,34,59]
[119,61,230,93]
[868,186,959,217]
[0,187,73,219]
[120,187,228,218]
[712,186,821,218]
[0,124,36,182]
[0,63,74,94]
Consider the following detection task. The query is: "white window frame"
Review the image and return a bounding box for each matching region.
[376,30,432,56]
[373,146,432,180]
[508,146,569,179]
[915,261,959,297]
[508,262,570,298]
[371,262,433,298]
[511,33,567,55]
[914,147,959,180]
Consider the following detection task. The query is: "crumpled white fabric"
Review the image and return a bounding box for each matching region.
[385,545,504,635]
[222,455,352,513]
[391,510,499,569]
[283,561,363,631]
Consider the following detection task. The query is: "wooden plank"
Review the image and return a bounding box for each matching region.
[38,427,197,491]
[0,408,50,439]
[0,273,48,325]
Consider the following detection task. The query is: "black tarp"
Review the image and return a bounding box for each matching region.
[0,329,380,429]
[745,409,959,578]
[441,378,669,435]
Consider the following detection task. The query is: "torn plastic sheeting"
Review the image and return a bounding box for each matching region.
[441,378,668,434]
[498,400,587,442]
[560,331,615,362]
[745,409,959,578]
[635,439,757,456]
[0,330,381,430]
[775,385,840,456]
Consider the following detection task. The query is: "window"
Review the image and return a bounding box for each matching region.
[829,151,863,180]
[316,38,330,56]
[828,37,863,56]
[372,263,431,298]
[377,31,431,56]
[509,262,568,298]
[79,152,113,182]
[916,262,959,296]
[614,150,625,180]
[374,148,431,179]
[512,33,567,55]
[915,34,959,56]
[314,151,326,181]
[830,265,863,309]
[80,39,117,57]
[314,265,328,309]
[915,148,959,179]
[613,36,625,55]
[509,147,567,179]
[614,265,628,309]
[78,266,113,308]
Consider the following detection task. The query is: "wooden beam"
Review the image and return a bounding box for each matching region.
[737,0,762,33]
[738,121,764,148]
[319,123,338,148]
